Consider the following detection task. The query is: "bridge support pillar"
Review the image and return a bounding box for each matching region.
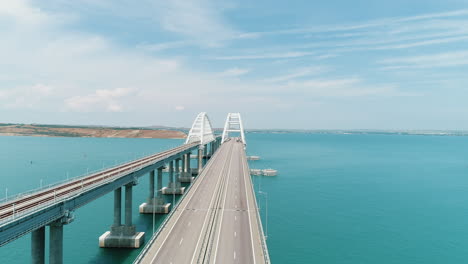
[140,168,170,214]
[49,222,63,264]
[31,227,45,264]
[99,185,145,248]
[179,153,194,183]
[162,160,185,195]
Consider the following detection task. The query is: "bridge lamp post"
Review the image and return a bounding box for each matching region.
[258,191,268,240]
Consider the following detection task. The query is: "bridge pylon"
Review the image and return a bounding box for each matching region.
[221,113,246,147]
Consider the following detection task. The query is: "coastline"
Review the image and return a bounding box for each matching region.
[0,124,187,139]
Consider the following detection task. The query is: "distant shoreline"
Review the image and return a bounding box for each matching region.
[0,123,187,139]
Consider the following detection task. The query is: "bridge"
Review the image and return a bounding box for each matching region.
[0,112,269,264]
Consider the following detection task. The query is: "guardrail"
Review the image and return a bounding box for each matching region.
[245,153,271,264]
[0,143,198,227]
[133,142,221,264]
[0,152,152,206]
[0,159,148,226]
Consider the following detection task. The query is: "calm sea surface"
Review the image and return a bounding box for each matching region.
[2,133,468,263]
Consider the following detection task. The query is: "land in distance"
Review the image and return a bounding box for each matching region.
[0,123,186,139]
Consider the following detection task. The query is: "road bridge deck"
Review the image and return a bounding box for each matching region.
[135,140,268,264]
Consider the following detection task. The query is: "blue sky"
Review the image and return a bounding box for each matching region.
[1,0,468,129]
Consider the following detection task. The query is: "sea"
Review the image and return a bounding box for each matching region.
[2,132,468,263]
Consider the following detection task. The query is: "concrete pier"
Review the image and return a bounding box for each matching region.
[140,168,170,214]
[162,160,185,195]
[49,222,63,264]
[178,153,194,183]
[99,185,145,248]
[31,227,45,264]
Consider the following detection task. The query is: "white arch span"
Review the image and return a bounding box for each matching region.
[185,112,215,145]
[221,113,246,147]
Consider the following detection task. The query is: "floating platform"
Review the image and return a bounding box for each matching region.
[250,169,278,176]
[250,169,262,175]
[262,169,277,176]
[247,156,261,161]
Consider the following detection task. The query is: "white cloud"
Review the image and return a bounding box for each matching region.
[379,50,468,69]
[0,84,55,109]
[137,41,190,52]
[155,0,236,46]
[219,68,250,77]
[65,88,136,112]
[0,0,421,128]
[0,0,49,24]
[280,78,408,97]
[214,51,315,60]
[263,67,327,83]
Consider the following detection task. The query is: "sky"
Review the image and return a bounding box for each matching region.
[1,0,468,130]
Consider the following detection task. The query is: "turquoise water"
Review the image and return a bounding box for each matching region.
[2,133,468,263]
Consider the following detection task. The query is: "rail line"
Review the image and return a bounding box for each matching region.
[0,143,198,223]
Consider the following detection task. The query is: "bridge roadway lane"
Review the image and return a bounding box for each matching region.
[139,140,266,264]
[140,140,264,264]
[209,141,265,264]
[140,140,234,263]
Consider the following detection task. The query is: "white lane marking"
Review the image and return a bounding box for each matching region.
[234,231,237,237]
[235,215,237,221]
[150,144,224,263]
[235,204,237,209]
[190,142,234,264]
[235,195,237,199]
[212,142,235,263]
[188,221,191,227]
[179,238,184,245]
[234,251,236,260]
[241,148,256,264]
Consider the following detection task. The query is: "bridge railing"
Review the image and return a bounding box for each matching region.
[0,151,155,206]
[0,160,148,226]
[133,142,221,264]
[245,154,271,264]
[0,145,193,226]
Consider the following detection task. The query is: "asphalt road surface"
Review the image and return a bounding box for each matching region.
[138,140,267,264]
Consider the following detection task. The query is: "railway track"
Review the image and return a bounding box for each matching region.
[0,143,198,223]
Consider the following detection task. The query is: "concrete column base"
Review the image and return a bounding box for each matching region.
[99,225,145,248]
[162,182,185,194]
[139,198,170,214]
[191,168,199,176]
[178,172,194,183]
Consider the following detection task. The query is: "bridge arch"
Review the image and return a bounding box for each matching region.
[185,112,215,145]
[221,113,246,147]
